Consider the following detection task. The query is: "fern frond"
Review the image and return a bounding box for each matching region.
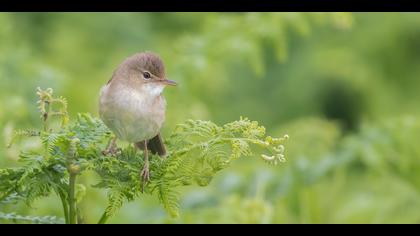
[7,129,40,148]
[105,191,126,217]
[156,181,180,218]
[40,132,65,155]
[144,117,288,217]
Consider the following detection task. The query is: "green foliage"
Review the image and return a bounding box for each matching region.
[168,13,352,79]
[0,88,288,223]
[94,118,287,218]
[2,12,420,223]
[36,87,69,129]
[0,212,64,224]
[340,115,420,187]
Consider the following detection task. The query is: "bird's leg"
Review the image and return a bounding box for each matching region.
[140,140,150,192]
[102,137,119,156]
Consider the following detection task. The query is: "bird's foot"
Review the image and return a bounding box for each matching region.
[102,146,120,156]
[140,162,150,193]
[102,138,120,156]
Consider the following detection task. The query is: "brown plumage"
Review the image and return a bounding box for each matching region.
[99,51,177,188]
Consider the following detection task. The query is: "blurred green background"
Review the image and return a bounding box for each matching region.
[1,12,420,224]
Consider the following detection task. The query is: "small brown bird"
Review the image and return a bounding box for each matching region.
[99,51,177,187]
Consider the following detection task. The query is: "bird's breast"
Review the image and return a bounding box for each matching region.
[99,84,166,142]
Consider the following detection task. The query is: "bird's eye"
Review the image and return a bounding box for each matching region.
[143,72,151,80]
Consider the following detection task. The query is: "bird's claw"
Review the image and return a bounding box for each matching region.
[102,138,120,156]
[101,147,121,156]
[140,162,150,192]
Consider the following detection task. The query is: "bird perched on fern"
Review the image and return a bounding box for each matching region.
[99,51,177,189]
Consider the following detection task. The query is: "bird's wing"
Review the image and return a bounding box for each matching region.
[136,133,167,157]
[148,133,166,156]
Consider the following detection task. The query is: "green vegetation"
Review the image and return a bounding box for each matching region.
[1,13,420,223]
[1,88,287,223]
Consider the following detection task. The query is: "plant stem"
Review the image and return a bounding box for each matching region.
[97,211,109,224]
[58,190,70,224]
[43,100,50,132]
[68,173,77,224]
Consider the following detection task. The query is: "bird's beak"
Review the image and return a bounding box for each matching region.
[161,78,177,86]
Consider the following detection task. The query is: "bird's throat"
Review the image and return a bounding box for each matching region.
[143,83,165,96]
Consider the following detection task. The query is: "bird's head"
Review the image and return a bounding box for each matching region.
[133,51,177,87]
[113,51,177,95]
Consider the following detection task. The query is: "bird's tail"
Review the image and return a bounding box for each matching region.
[135,133,166,157]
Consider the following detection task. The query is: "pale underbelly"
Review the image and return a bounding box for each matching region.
[103,110,164,142]
[99,86,166,143]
